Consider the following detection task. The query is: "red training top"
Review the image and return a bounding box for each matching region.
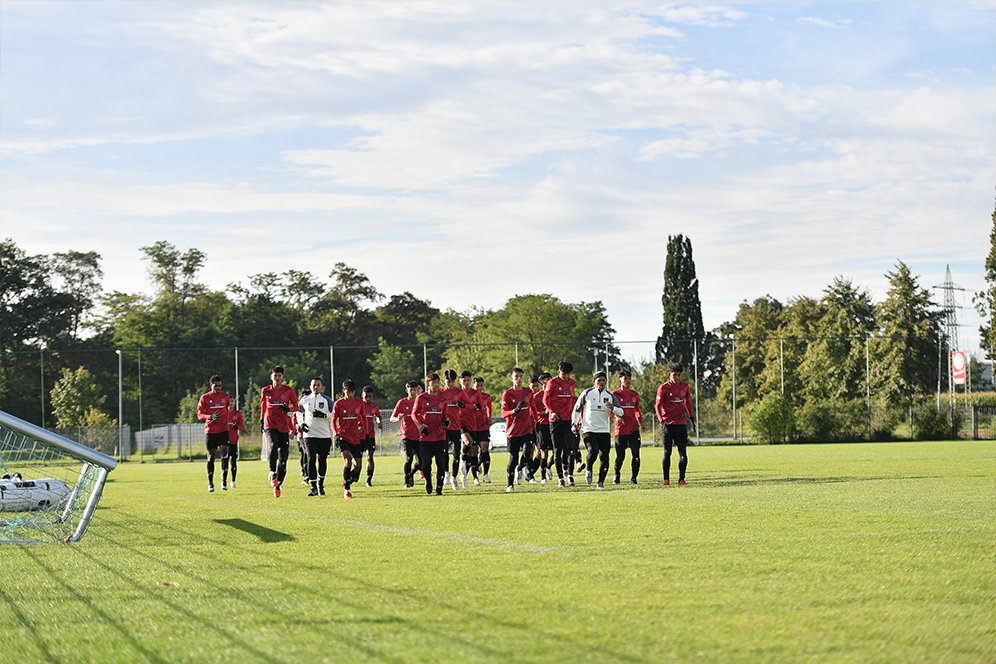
[543,376,576,421]
[261,384,299,433]
[460,389,487,432]
[228,410,245,444]
[612,388,643,435]
[332,397,367,445]
[197,390,232,434]
[440,386,471,431]
[477,392,493,431]
[501,387,534,438]
[392,397,419,441]
[362,401,381,438]
[412,391,448,442]
[655,381,693,425]
[529,388,549,425]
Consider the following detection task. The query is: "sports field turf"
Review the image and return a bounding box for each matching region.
[0,441,993,663]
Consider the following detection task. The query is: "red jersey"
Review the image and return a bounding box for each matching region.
[501,387,534,438]
[392,397,419,441]
[656,380,692,425]
[228,410,246,444]
[460,389,488,431]
[612,388,643,435]
[412,391,448,442]
[441,386,471,431]
[261,384,298,433]
[543,376,576,421]
[362,401,381,438]
[529,388,549,424]
[478,392,493,430]
[332,397,367,445]
[197,390,232,434]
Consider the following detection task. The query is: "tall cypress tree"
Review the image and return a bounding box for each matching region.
[975,198,996,358]
[656,235,704,367]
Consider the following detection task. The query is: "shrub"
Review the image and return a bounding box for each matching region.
[746,393,796,444]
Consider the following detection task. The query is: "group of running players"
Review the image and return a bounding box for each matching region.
[196,361,695,500]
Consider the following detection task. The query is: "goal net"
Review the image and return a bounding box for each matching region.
[0,410,117,544]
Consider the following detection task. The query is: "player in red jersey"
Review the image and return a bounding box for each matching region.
[391,380,423,487]
[544,361,579,487]
[474,377,494,483]
[226,401,246,489]
[457,371,485,488]
[412,373,449,496]
[196,375,232,493]
[332,379,366,500]
[612,369,644,484]
[501,368,533,493]
[357,386,382,487]
[440,369,473,491]
[655,362,695,486]
[260,365,299,498]
[527,372,553,482]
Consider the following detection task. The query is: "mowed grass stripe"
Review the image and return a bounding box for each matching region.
[0,441,992,663]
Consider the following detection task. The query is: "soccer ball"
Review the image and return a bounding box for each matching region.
[0,477,71,512]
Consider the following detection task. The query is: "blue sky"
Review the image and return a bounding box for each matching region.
[1,1,993,356]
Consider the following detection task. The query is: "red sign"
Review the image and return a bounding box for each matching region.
[952,351,967,385]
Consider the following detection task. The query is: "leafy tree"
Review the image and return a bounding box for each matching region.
[656,235,704,367]
[717,295,784,407]
[746,393,796,444]
[374,292,440,345]
[49,251,102,342]
[777,296,823,406]
[975,197,996,358]
[50,366,107,428]
[368,338,422,397]
[871,262,942,412]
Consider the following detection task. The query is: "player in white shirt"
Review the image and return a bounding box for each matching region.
[297,377,335,496]
[571,371,624,489]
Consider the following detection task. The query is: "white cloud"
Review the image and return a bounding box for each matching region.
[796,16,853,29]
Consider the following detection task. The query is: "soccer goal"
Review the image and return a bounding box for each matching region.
[0,410,117,544]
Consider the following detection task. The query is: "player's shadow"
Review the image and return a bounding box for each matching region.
[213,518,294,542]
[698,474,939,488]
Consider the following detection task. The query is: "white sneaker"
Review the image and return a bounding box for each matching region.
[459,473,467,489]
[597,482,604,490]
[230,481,237,489]
[585,470,593,485]
[450,478,459,490]
[516,468,523,485]
[541,477,547,485]
[528,477,538,484]
[444,471,451,485]
[506,485,514,493]
[473,478,481,487]
[483,474,491,484]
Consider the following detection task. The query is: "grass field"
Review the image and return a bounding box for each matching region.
[0,441,993,663]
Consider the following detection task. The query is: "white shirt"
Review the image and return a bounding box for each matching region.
[571,387,624,434]
[298,393,334,438]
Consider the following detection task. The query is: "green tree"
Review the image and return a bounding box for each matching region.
[368,338,421,398]
[717,295,784,408]
[746,393,796,444]
[49,250,103,341]
[975,197,996,358]
[871,261,942,411]
[656,235,704,367]
[50,366,108,428]
[777,296,823,406]
[374,292,440,345]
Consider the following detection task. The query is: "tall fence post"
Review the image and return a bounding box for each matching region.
[423,344,428,379]
[39,348,45,428]
[115,349,123,461]
[515,342,519,367]
[866,334,872,435]
[330,346,335,394]
[234,347,240,410]
[138,349,144,463]
[604,341,610,377]
[731,336,737,441]
[779,338,785,395]
[693,337,700,444]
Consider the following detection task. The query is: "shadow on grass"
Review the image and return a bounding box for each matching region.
[0,585,61,663]
[697,474,940,488]
[214,518,294,542]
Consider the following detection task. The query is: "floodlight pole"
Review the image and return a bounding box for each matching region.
[865,334,872,431]
[138,349,144,463]
[604,341,610,376]
[39,347,45,428]
[779,338,784,395]
[423,344,428,379]
[234,347,240,410]
[731,336,737,441]
[330,346,335,395]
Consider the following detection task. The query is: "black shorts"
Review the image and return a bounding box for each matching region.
[206,432,230,450]
[336,438,363,458]
[535,424,553,450]
[508,435,532,451]
[402,439,420,456]
[615,432,641,448]
[265,430,290,446]
[360,436,376,453]
[469,430,490,443]
[305,437,333,457]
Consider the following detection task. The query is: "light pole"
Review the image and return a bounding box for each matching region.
[115,349,123,460]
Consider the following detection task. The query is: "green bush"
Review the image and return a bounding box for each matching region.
[796,398,868,442]
[913,401,953,440]
[746,393,796,444]
[970,392,996,407]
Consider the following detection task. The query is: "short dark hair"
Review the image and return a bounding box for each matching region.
[618,369,631,378]
[593,370,607,380]
[511,367,524,375]
[669,362,683,374]
[405,380,421,389]
[342,379,356,392]
[460,370,473,378]
[558,361,573,373]
[425,372,440,382]
[311,376,324,384]
[529,375,540,384]
[444,369,458,380]
[362,385,374,394]
[270,365,284,374]
[474,377,485,384]
[539,372,552,380]
[209,374,222,383]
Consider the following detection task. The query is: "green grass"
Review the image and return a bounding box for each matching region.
[1,442,994,663]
